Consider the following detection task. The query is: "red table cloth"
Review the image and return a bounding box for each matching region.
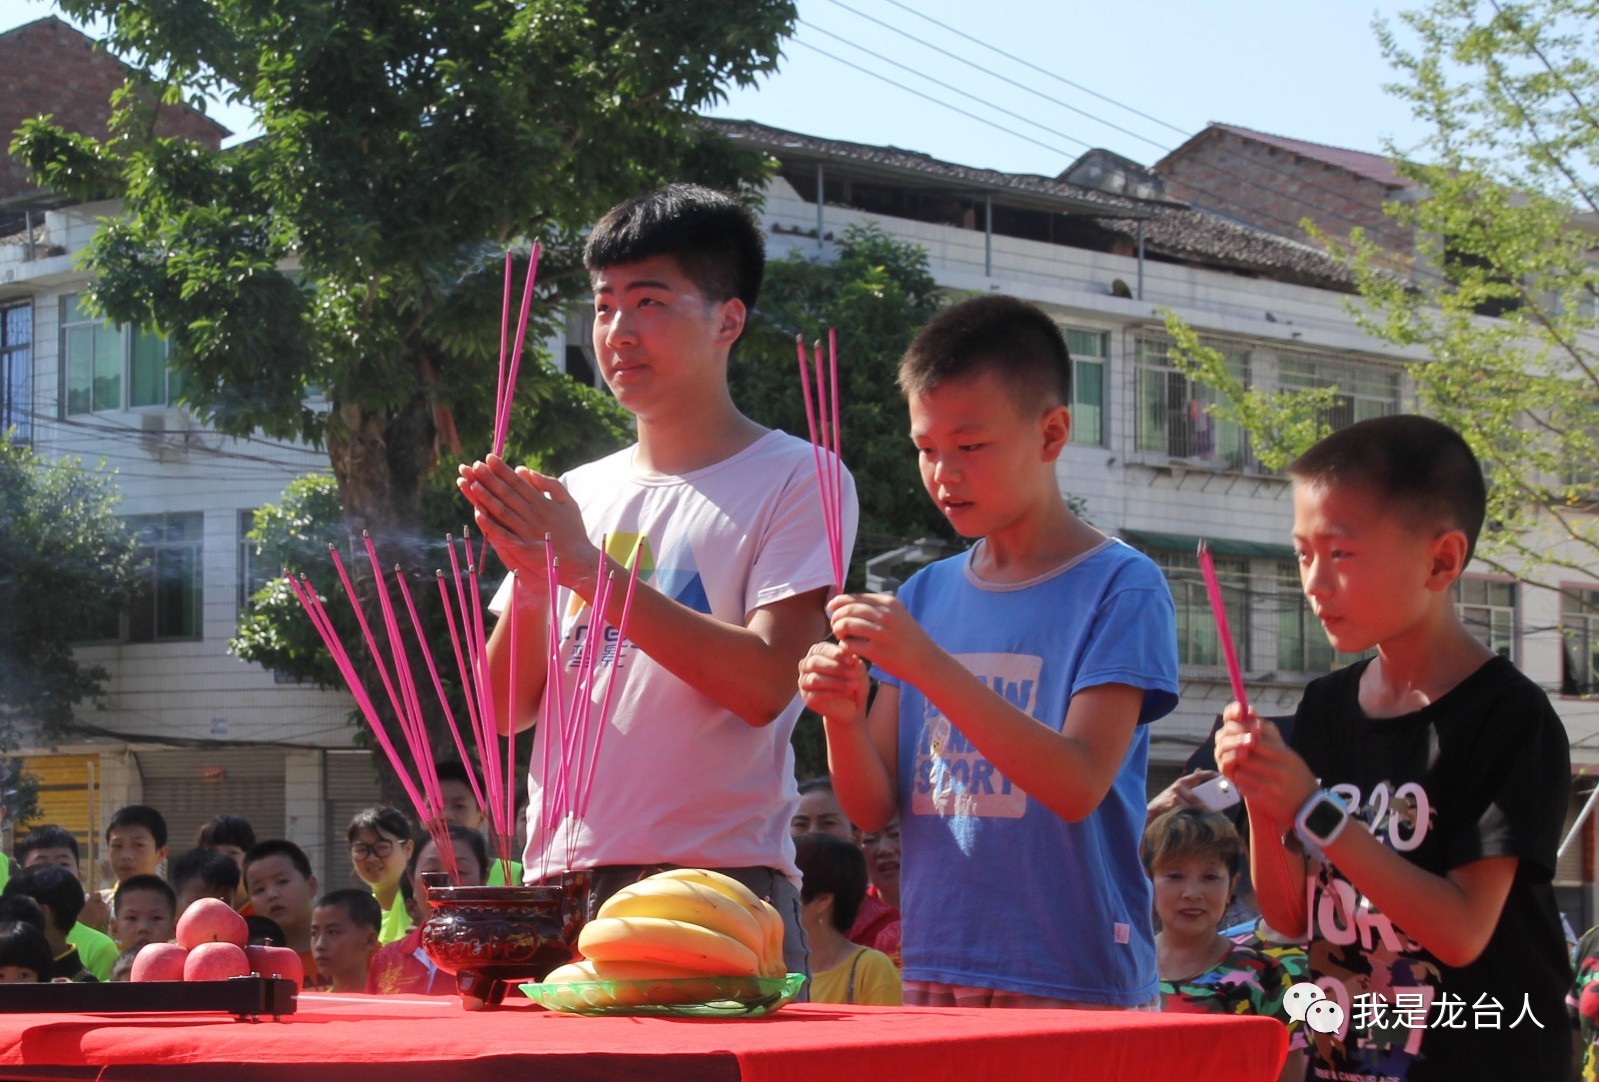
[0,992,1287,1081]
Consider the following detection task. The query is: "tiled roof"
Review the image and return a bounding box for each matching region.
[1161,123,1413,190]
[707,118,1354,290]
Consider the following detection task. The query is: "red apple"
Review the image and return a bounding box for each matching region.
[175,897,249,950]
[130,942,189,982]
[245,943,305,990]
[184,941,251,981]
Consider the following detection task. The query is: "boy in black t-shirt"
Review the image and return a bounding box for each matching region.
[1217,415,1570,1082]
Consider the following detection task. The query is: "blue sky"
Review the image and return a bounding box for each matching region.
[0,0,1434,176]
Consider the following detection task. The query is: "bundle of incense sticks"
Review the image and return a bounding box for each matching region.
[796,330,847,590]
[535,542,643,883]
[492,242,540,459]
[1197,540,1253,723]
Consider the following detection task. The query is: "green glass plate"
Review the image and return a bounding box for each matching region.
[520,972,805,1017]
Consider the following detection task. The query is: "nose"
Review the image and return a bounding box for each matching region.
[600,308,636,351]
[1301,554,1331,599]
[928,454,959,487]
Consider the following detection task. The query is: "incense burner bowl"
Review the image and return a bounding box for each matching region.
[419,870,591,1010]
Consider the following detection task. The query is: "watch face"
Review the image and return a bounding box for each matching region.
[1304,799,1346,837]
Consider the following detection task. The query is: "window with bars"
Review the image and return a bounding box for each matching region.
[126,512,204,643]
[60,293,181,415]
[1277,354,1400,431]
[1063,327,1106,447]
[1562,588,1599,696]
[2,303,31,442]
[1455,577,1517,662]
[1147,549,1249,668]
[237,509,272,618]
[1132,332,1253,469]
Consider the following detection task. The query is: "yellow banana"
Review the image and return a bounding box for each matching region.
[545,959,709,983]
[646,868,788,977]
[540,959,717,1007]
[577,916,761,976]
[597,879,766,959]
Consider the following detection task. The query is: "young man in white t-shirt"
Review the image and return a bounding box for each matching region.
[458,184,858,974]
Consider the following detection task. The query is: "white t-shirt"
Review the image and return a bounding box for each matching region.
[489,430,858,882]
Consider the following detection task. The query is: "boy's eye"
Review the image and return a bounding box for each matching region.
[958,443,985,453]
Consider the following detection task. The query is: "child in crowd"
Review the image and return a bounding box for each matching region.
[790,777,857,842]
[851,817,902,967]
[1216,415,1571,1081]
[0,921,52,983]
[170,848,242,918]
[794,832,901,1006]
[15,825,117,980]
[346,806,413,945]
[800,295,1179,1008]
[91,805,168,932]
[112,874,176,952]
[197,815,256,912]
[367,825,486,996]
[436,761,521,886]
[3,866,96,980]
[311,889,381,994]
[243,840,321,988]
[459,184,858,975]
[1141,808,1297,1078]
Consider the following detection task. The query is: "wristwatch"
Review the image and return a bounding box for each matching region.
[1294,789,1351,850]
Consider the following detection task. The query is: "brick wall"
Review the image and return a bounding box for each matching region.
[1157,129,1412,257]
[0,17,229,202]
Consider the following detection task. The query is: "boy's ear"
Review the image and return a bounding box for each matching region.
[714,297,747,347]
[1426,528,1470,591]
[1039,404,1071,462]
[307,874,319,897]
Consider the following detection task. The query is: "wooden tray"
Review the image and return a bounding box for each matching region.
[0,976,297,1019]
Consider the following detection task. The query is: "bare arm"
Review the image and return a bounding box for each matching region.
[801,641,900,832]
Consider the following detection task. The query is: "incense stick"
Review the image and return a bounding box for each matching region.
[576,545,643,822]
[1197,540,1252,720]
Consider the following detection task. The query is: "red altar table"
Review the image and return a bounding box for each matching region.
[0,992,1287,1081]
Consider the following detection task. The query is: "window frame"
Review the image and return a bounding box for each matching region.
[59,293,179,416]
[1061,325,1108,447]
[124,511,205,644]
[1561,585,1599,697]
[1,301,31,443]
[1454,575,1518,664]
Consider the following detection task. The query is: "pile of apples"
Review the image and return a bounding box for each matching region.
[130,898,304,989]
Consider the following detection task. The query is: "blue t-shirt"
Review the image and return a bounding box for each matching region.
[876,538,1178,1004]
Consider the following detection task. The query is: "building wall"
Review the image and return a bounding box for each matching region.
[1156,129,1413,257]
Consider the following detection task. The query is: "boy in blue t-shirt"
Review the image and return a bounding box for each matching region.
[800,295,1179,1006]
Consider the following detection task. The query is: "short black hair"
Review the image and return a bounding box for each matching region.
[0,895,46,933]
[107,805,168,849]
[0,921,52,981]
[244,839,313,882]
[314,889,383,934]
[796,776,835,796]
[408,823,490,886]
[5,865,85,933]
[346,806,412,846]
[584,184,766,312]
[197,815,256,852]
[169,848,240,896]
[1288,414,1487,563]
[899,295,1072,412]
[793,832,868,934]
[17,825,79,864]
[435,761,474,790]
[245,915,288,947]
[114,874,176,917]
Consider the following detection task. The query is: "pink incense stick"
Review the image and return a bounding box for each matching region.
[796,335,843,589]
[501,572,520,881]
[493,251,512,454]
[829,326,843,581]
[466,557,506,845]
[362,535,444,817]
[1197,540,1252,721]
[434,567,490,794]
[493,241,541,459]
[564,565,614,853]
[396,567,486,814]
[538,544,565,882]
[577,546,643,822]
[326,544,419,781]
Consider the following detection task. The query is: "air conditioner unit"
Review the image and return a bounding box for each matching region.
[138,410,198,457]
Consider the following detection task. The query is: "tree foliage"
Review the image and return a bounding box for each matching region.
[1171,0,1599,591]
[0,439,142,740]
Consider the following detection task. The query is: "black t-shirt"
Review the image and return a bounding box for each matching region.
[1290,656,1571,1082]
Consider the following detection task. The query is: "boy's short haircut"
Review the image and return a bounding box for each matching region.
[170,848,241,896]
[0,895,47,933]
[898,295,1072,412]
[796,776,836,796]
[0,920,52,980]
[434,761,472,790]
[17,825,79,864]
[197,814,256,853]
[114,874,177,916]
[314,889,383,933]
[346,806,412,846]
[793,831,869,934]
[107,805,168,849]
[583,184,766,312]
[244,839,313,882]
[1288,414,1487,563]
[245,915,288,947]
[1140,806,1242,878]
[4,865,85,933]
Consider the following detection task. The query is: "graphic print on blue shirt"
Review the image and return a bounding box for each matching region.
[912,652,1038,819]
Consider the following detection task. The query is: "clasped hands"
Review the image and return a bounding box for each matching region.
[456,455,604,601]
[798,592,939,723]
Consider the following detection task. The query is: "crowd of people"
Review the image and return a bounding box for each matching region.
[0,182,1582,1081]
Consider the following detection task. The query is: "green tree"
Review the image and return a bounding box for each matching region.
[1168,0,1599,595]
[732,223,950,778]
[0,439,142,742]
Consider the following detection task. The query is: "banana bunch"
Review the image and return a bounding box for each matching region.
[572,869,788,982]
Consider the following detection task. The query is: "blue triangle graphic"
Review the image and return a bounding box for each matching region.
[673,572,711,615]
